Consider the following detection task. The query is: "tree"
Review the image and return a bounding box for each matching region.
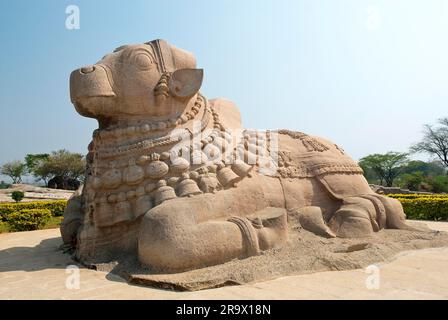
[411,118,448,168]
[400,160,445,177]
[25,153,50,185]
[45,149,85,179]
[0,160,26,184]
[11,191,25,202]
[359,152,409,187]
[397,160,447,192]
[39,150,85,189]
[25,153,49,171]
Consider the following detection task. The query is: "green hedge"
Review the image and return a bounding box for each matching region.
[7,209,52,231]
[387,194,448,221]
[387,194,448,200]
[0,200,67,221]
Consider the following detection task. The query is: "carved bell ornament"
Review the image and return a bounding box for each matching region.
[231,160,253,178]
[189,171,199,180]
[177,173,202,197]
[161,177,176,189]
[154,180,177,206]
[217,163,240,188]
[198,171,221,193]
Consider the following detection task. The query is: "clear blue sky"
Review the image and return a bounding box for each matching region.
[1,0,447,180]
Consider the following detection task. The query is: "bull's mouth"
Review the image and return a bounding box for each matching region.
[70,63,117,118]
[73,95,116,119]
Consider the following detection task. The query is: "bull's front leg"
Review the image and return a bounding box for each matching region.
[327,193,425,238]
[138,194,288,273]
[61,187,84,246]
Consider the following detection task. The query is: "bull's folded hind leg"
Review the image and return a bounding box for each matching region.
[139,204,288,273]
[328,197,378,238]
[139,208,244,272]
[243,207,288,251]
[370,194,426,231]
[327,194,426,238]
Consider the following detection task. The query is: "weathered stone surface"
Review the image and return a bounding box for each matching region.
[62,39,444,286]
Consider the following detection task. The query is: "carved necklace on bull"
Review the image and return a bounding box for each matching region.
[85,86,264,217]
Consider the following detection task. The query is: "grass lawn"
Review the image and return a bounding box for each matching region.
[43,216,64,230]
[0,216,63,234]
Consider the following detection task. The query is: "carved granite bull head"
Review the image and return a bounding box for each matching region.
[70,39,203,125]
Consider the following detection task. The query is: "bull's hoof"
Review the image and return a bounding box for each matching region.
[329,197,377,238]
[229,207,288,255]
[294,206,336,238]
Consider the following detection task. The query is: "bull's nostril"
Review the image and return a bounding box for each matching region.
[80,65,95,74]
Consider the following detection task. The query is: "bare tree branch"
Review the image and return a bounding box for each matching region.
[411,118,448,167]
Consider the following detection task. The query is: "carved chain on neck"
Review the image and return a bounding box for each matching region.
[93,94,211,160]
[95,93,207,142]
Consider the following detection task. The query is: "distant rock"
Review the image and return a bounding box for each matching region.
[369,184,433,195]
[0,184,75,203]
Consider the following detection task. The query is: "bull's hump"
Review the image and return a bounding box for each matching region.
[209,98,243,131]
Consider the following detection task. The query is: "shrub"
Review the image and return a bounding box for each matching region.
[7,209,52,231]
[11,191,25,202]
[399,172,424,191]
[387,194,448,199]
[387,194,448,221]
[427,175,448,193]
[0,200,67,221]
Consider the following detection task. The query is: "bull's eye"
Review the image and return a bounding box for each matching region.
[135,53,153,70]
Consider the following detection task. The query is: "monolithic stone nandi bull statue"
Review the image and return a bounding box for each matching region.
[62,39,417,274]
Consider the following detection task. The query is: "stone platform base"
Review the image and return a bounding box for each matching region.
[1,221,448,299]
[106,221,448,291]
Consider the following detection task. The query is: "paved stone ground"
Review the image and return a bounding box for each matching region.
[1,221,448,300]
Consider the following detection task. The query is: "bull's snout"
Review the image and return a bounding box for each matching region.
[70,64,115,103]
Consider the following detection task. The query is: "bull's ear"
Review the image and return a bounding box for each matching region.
[168,68,203,99]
